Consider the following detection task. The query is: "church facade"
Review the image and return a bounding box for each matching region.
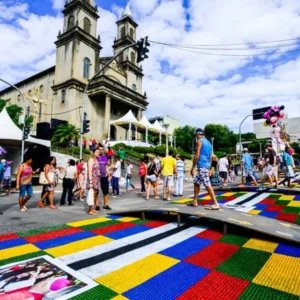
[0,0,148,141]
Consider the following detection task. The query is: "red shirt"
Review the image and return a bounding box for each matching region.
[139,164,147,177]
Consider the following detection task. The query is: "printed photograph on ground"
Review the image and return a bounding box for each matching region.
[0,256,96,300]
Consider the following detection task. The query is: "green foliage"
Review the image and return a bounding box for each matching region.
[51,123,80,147]
[174,125,196,153]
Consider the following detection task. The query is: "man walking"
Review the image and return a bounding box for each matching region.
[118,147,125,169]
[266,143,279,189]
[241,148,258,186]
[218,154,229,186]
[161,150,177,201]
[190,128,219,210]
[279,146,295,188]
[0,153,4,215]
[174,154,185,197]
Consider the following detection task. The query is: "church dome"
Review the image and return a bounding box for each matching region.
[122,3,133,18]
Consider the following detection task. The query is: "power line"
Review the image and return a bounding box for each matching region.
[32,106,82,116]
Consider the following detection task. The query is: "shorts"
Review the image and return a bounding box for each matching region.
[266,165,278,177]
[242,168,252,177]
[163,176,174,187]
[194,168,211,187]
[219,171,228,179]
[286,166,295,178]
[3,177,11,188]
[20,184,33,198]
[101,177,109,196]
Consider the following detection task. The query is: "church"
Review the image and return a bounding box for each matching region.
[0,0,148,141]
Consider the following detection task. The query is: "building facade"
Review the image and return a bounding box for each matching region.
[0,0,148,141]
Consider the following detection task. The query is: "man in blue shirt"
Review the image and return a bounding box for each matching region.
[190,128,219,210]
[279,146,295,188]
[241,148,258,186]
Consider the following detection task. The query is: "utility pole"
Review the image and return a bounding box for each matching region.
[164,124,170,156]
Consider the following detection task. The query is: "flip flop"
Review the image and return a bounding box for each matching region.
[205,206,220,210]
[187,203,197,207]
[37,202,46,208]
[49,206,57,210]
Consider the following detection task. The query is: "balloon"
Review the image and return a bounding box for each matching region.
[263,112,270,119]
[263,120,269,127]
[50,278,70,291]
[266,119,271,125]
[270,116,277,125]
[279,111,284,118]
[280,105,285,110]
[272,106,279,111]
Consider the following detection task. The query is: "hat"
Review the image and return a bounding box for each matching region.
[265,142,272,147]
[243,148,248,152]
[194,128,205,135]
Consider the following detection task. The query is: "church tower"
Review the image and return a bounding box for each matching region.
[113,3,144,94]
[53,0,102,88]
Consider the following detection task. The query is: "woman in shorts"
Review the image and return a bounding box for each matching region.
[146,157,160,200]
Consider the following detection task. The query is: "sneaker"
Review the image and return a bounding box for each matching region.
[95,206,101,212]
[80,199,84,202]
[103,205,112,210]
[68,201,75,206]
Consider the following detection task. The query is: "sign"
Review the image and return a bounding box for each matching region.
[252,106,271,121]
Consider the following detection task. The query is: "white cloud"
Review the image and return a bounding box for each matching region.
[0,2,28,20]
[52,0,65,10]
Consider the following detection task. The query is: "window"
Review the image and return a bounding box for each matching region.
[119,52,124,63]
[39,103,42,118]
[83,58,90,79]
[132,84,137,91]
[17,94,21,101]
[120,26,125,38]
[129,28,134,39]
[83,17,91,34]
[28,89,32,95]
[67,16,75,30]
[131,52,136,64]
[40,85,44,93]
[62,90,66,104]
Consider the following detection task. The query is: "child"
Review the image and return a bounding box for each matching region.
[78,169,85,201]
[2,160,12,195]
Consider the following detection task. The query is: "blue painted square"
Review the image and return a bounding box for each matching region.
[275,243,300,257]
[104,225,150,240]
[106,215,123,220]
[253,204,269,210]
[217,200,227,205]
[259,211,278,218]
[124,262,210,300]
[34,231,96,250]
[0,238,28,250]
[293,195,300,201]
[159,237,212,260]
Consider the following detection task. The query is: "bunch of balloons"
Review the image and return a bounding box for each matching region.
[263,105,285,126]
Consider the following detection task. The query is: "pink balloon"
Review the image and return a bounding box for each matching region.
[50,278,70,291]
[263,112,269,119]
[270,116,277,125]
[279,111,284,117]
[272,105,279,111]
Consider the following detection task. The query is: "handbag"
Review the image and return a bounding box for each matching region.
[86,189,94,206]
[39,171,54,185]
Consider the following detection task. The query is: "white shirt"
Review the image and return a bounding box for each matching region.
[218,157,228,172]
[113,161,121,178]
[65,166,77,179]
[126,164,133,176]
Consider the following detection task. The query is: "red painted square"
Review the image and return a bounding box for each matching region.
[90,222,135,235]
[222,196,237,201]
[198,200,213,206]
[184,242,240,269]
[196,229,223,241]
[177,270,249,300]
[265,205,285,212]
[275,213,298,223]
[0,233,19,242]
[144,220,168,228]
[24,227,84,243]
[259,199,276,205]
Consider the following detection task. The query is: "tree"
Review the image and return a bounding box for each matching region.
[241,132,256,141]
[174,125,196,153]
[51,123,80,147]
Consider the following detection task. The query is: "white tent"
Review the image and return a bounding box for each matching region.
[139,115,153,143]
[0,108,50,147]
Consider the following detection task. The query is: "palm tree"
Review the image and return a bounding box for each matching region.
[51,123,80,148]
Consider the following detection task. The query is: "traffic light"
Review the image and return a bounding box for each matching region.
[137,36,150,63]
[82,113,90,134]
[23,125,30,140]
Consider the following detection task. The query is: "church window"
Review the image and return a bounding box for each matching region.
[17,94,21,101]
[28,89,32,95]
[131,52,136,64]
[132,84,137,91]
[83,58,90,79]
[83,17,91,34]
[62,90,66,104]
[120,26,125,38]
[130,28,134,39]
[40,85,44,93]
[67,16,75,30]
[119,52,124,63]
[39,103,42,118]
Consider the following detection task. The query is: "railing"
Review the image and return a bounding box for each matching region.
[51,146,81,159]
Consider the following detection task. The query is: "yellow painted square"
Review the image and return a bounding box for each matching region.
[222,192,236,197]
[117,217,140,222]
[45,235,113,257]
[0,244,40,260]
[279,196,295,201]
[112,296,129,300]
[243,238,278,253]
[287,201,300,207]
[249,210,261,215]
[174,198,192,204]
[164,212,178,215]
[253,254,300,295]
[67,217,110,227]
[96,253,179,293]
[199,196,212,200]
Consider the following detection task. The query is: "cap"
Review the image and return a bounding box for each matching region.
[265,142,272,147]
[194,128,205,135]
[243,148,248,152]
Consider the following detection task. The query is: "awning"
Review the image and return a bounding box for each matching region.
[110,110,144,128]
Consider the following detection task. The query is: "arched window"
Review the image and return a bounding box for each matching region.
[132,84,137,91]
[119,53,124,63]
[40,85,44,93]
[120,26,125,38]
[131,52,136,64]
[67,16,75,30]
[61,90,66,104]
[129,28,134,39]
[39,103,42,118]
[83,58,90,79]
[83,17,91,34]
[17,94,21,101]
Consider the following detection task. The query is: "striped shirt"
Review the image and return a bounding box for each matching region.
[176,160,185,175]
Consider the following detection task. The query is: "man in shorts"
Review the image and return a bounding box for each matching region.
[241,148,258,186]
[266,143,279,189]
[161,150,177,201]
[190,128,219,210]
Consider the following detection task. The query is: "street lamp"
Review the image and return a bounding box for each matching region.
[259,143,262,157]
[211,137,215,153]
[164,123,169,156]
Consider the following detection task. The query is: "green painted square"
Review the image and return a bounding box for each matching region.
[239,283,298,300]
[70,284,118,300]
[219,234,250,246]
[132,219,151,225]
[0,251,51,267]
[267,194,283,199]
[274,200,290,206]
[282,206,300,214]
[80,220,120,231]
[236,192,247,196]
[18,224,71,237]
[216,248,271,281]
[295,215,300,225]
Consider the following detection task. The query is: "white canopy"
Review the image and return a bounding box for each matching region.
[0,108,50,147]
[139,115,152,128]
[110,110,142,127]
[152,120,166,133]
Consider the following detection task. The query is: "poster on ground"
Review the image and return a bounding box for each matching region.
[0,255,97,300]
